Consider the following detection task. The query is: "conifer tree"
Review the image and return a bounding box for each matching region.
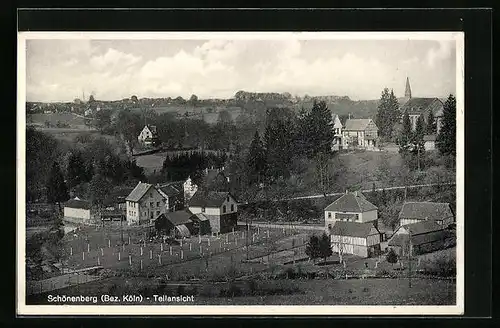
[306,100,334,158]
[246,131,266,185]
[426,111,437,135]
[46,162,70,214]
[437,94,456,156]
[398,111,413,156]
[412,114,426,154]
[376,88,400,140]
[67,151,86,188]
[318,232,333,263]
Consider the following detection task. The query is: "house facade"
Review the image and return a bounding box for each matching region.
[188,191,238,234]
[331,114,343,151]
[183,176,198,204]
[341,119,379,150]
[137,124,159,147]
[398,202,455,227]
[330,221,382,258]
[156,181,184,212]
[388,220,455,256]
[324,191,378,231]
[125,182,168,225]
[63,197,94,224]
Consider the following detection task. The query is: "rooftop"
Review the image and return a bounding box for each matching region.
[329,221,379,238]
[188,191,234,208]
[344,119,373,131]
[65,198,91,210]
[159,210,193,226]
[325,191,378,213]
[125,182,153,202]
[399,202,454,222]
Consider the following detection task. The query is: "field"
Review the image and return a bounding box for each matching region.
[27,112,88,128]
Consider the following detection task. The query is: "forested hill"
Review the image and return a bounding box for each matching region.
[26,91,383,120]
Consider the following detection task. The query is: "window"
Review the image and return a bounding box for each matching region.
[231,204,234,212]
[163,199,167,204]
[328,212,332,219]
[328,224,332,230]
[150,202,153,207]
[150,212,153,219]
[156,202,160,207]
[201,207,205,213]
[227,196,229,202]
[223,205,227,213]
[156,211,160,216]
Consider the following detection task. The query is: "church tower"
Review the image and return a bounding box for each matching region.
[404,77,412,100]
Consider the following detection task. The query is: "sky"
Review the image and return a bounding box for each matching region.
[25,37,457,102]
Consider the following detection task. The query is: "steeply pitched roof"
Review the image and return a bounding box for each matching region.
[344,119,373,131]
[388,226,452,247]
[157,182,183,197]
[400,97,443,116]
[65,198,90,210]
[145,124,157,134]
[403,220,443,235]
[332,114,343,129]
[325,192,378,213]
[398,202,454,222]
[188,191,234,208]
[161,210,193,226]
[125,182,153,202]
[330,221,379,238]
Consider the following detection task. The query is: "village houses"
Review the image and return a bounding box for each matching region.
[397,202,455,227]
[154,210,195,239]
[187,190,238,235]
[324,191,382,258]
[341,118,379,150]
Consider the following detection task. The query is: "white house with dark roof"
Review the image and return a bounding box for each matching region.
[137,124,159,147]
[188,190,238,234]
[341,118,379,150]
[398,202,455,228]
[330,221,382,258]
[331,114,343,151]
[324,191,378,231]
[125,182,168,225]
[63,197,93,224]
[423,134,437,151]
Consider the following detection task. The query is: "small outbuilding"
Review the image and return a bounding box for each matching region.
[398,202,455,227]
[154,210,194,238]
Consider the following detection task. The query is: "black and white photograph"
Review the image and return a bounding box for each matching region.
[17,32,464,315]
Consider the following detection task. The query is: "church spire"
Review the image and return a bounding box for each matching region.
[405,77,412,99]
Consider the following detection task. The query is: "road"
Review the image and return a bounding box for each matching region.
[241,182,456,203]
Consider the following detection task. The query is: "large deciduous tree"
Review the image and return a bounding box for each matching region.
[398,111,413,156]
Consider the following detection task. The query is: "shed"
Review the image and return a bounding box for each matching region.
[154,210,194,238]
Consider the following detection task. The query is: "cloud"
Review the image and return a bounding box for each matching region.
[25,39,456,102]
[426,40,454,67]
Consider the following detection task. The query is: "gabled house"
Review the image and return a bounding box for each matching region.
[329,221,382,258]
[187,191,238,234]
[342,118,379,150]
[138,124,160,147]
[388,220,455,256]
[125,182,168,225]
[398,202,455,228]
[103,187,135,212]
[331,114,343,151]
[324,191,378,230]
[63,197,94,224]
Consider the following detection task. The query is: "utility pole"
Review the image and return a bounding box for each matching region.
[417,146,421,171]
[408,229,412,288]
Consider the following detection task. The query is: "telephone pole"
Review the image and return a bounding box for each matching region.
[408,229,412,288]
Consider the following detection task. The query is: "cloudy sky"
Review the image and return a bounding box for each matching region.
[25,37,457,102]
